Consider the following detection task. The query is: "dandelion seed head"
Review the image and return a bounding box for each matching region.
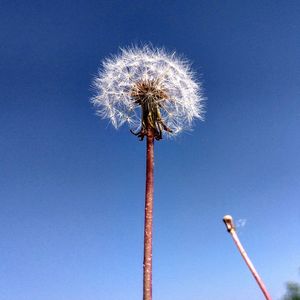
[91,45,205,139]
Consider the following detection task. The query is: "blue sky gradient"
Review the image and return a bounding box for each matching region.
[1,1,300,299]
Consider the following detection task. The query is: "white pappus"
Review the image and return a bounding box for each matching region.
[91,45,205,139]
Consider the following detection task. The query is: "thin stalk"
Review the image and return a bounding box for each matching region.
[143,127,154,300]
[223,215,272,300]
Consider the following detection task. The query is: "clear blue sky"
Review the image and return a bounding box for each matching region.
[1,1,300,299]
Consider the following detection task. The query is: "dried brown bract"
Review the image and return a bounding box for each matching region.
[130,80,172,140]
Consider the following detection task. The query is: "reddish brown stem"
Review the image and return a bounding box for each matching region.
[143,128,154,300]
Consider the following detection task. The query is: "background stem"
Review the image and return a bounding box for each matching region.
[143,128,154,300]
[230,228,272,300]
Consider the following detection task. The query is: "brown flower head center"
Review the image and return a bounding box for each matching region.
[131,79,168,104]
[130,79,172,141]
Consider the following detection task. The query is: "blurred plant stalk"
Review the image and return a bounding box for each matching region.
[223,215,272,300]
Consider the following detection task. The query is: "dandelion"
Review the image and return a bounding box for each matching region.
[91,45,204,300]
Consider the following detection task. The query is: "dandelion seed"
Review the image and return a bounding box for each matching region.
[236,218,247,228]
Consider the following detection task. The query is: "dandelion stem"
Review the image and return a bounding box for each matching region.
[223,215,272,300]
[143,126,154,300]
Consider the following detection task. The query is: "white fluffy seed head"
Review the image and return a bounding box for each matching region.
[91,45,205,138]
